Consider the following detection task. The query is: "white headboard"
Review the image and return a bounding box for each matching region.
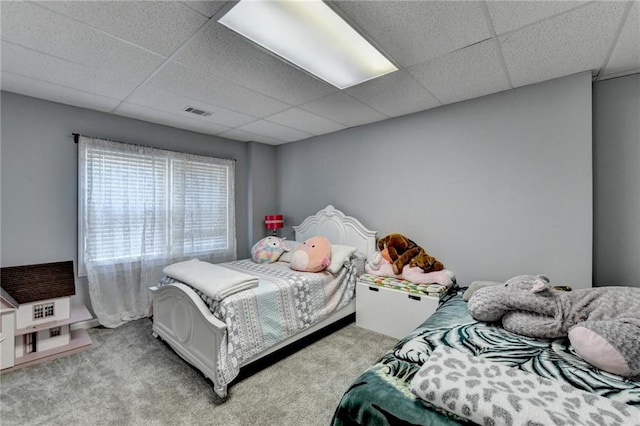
[293,205,377,259]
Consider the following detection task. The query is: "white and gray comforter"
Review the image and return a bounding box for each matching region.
[158,257,359,387]
[411,346,639,426]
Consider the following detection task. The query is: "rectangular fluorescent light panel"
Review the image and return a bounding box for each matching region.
[217,0,398,89]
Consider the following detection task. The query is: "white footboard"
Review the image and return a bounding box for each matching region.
[149,284,229,398]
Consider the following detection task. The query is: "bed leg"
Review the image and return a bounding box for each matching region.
[214,383,227,399]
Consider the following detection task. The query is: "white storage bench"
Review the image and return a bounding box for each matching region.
[355,275,441,339]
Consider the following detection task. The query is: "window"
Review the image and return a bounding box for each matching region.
[78,136,236,275]
[50,327,61,337]
[33,302,54,320]
[44,303,54,317]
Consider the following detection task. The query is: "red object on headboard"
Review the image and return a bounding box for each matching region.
[265,215,284,234]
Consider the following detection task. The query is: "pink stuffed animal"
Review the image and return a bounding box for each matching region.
[290,236,332,272]
[365,252,455,286]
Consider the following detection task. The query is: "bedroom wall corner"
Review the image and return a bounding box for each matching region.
[593,73,640,288]
[246,141,278,254]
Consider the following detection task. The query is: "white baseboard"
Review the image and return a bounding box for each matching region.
[71,318,100,330]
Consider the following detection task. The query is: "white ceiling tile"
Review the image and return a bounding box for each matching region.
[602,2,640,78]
[238,120,313,143]
[346,70,441,117]
[1,2,165,82]
[265,108,346,136]
[1,71,121,112]
[1,41,139,99]
[0,1,637,144]
[124,86,256,128]
[486,1,590,35]
[35,1,207,57]
[300,93,388,127]
[218,128,285,146]
[180,1,228,19]
[408,39,511,105]
[499,1,629,88]
[173,22,337,105]
[116,102,230,135]
[335,1,490,68]
[147,62,290,118]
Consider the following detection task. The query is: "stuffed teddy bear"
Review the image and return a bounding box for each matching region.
[467,274,640,377]
[290,235,331,272]
[365,252,455,286]
[377,233,444,274]
[251,236,290,264]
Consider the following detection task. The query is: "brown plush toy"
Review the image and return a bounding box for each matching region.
[409,250,444,273]
[377,233,418,274]
[377,233,445,275]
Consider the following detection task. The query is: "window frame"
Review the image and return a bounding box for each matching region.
[77,137,235,276]
[33,302,54,321]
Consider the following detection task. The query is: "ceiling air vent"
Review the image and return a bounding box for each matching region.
[183,106,212,117]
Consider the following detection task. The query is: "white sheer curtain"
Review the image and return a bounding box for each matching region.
[78,136,236,327]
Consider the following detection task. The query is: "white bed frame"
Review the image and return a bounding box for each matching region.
[149,205,376,398]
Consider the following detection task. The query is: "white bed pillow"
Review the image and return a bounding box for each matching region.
[327,244,357,274]
[278,241,301,263]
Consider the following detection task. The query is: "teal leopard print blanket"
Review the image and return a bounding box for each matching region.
[331,295,639,425]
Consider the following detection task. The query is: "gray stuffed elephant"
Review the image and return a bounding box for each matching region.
[467,275,640,377]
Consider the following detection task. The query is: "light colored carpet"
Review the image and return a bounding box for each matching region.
[0,318,397,426]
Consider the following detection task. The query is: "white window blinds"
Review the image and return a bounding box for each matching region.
[170,157,233,254]
[78,136,236,274]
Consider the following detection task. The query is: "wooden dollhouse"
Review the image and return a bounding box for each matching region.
[0,261,92,371]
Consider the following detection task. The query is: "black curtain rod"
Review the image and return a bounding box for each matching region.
[73,132,139,147]
[71,133,237,162]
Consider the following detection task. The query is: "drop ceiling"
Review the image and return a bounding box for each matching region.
[1,1,638,145]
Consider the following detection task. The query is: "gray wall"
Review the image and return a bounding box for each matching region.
[593,74,640,288]
[0,91,268,311]
[278,72,593,288]
[247,141,278,247]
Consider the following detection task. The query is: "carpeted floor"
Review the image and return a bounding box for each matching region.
[0,317,397,426]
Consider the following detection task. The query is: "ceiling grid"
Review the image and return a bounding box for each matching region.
[1,0,637,145]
